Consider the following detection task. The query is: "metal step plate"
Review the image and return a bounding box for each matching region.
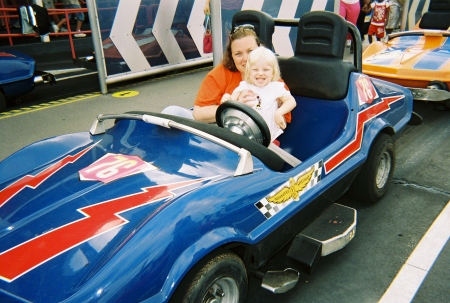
[300,203,356,256]
[287,203,357,274]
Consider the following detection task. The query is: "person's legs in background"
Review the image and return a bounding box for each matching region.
[339,0,361,47]
[66,3,86,37]
[43,0,61,32]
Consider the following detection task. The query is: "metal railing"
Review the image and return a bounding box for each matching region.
[0,4,90,59]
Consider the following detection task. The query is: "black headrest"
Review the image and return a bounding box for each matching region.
[279,56,357,100]
[295,11,347,59]
[419,0,450,29]
[428,0,450,10]
[278,11,356,100]
[232,10,274,50]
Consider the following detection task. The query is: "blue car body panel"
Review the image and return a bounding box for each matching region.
[0,50,36,99]
[0,70,412,302]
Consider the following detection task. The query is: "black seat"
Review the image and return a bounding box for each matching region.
[419,0,450,30]
[232,10,275,50]
[279,11,357,100]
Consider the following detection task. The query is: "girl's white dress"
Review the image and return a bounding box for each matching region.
[233,81,291,142]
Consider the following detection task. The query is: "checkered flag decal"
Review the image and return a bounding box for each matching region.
[255,160,323,219]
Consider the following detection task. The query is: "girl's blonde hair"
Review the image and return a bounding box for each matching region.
[244,46,280,83]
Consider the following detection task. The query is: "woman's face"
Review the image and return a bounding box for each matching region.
[231,35,259,76]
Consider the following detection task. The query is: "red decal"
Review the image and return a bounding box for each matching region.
[0,144,95,208]
[324,96,404,173]
[356,75,378,104]
[0,179,203,282]
[79,153,157,183]
[0,52,16,57]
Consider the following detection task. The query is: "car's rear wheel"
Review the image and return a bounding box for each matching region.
[171,250,248,303]
[348,133,395,203]
[427,80,448,91]
[427,80,450,109]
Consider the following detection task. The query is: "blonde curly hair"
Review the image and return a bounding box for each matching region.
[244,46,280,83]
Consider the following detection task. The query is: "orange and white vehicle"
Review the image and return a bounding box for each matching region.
[362,0,450,107]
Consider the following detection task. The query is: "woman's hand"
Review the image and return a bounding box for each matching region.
[237,89,257,105]
[221,93,231,103]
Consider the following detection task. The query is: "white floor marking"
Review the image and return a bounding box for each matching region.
[379,200,450,303]
[47,68,88,75]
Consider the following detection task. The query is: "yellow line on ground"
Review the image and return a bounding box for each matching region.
[0,93,101,120]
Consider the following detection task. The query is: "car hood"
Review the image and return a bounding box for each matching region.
[362,34,450,85]
[0,120,240,302]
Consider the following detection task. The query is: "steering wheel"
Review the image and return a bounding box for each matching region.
[216,100,271,147]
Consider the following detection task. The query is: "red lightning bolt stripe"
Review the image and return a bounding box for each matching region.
[0,144,96,208]
[324,96,404,174]
[0,179,203,282]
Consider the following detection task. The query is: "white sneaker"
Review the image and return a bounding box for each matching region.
[52,24,59,33]
[346,40,351,47]
[74,30,86,38]
[59,27,68,32]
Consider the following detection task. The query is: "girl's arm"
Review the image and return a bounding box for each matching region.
[274,95,297,129]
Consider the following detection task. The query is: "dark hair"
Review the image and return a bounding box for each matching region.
[222,28,260,72]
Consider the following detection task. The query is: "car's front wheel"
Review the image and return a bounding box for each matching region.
[171,250,248,303]
[348,133,395,203]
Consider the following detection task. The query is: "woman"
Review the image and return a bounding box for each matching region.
[193,25,261,122]
[163,25,260,121]
[164,25,291,124]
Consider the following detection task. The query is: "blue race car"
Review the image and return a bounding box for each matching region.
[0,11,418,303]
[0,50,56,112]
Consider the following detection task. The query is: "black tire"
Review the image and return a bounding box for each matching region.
[171,250,248,303]
[427,81,450,109]
[348,133,395,203]
[0,92,6,112]
[428,80,448,91]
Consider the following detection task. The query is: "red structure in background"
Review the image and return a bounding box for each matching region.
[0,0,90,59]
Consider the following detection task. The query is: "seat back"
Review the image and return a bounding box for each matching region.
[278,95,349,161]
[277,11,353,161]
[232,10,275,50]
[279,11,357,100]
[419,0,450,30]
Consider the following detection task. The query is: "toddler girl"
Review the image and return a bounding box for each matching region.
[229,46,296,143]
